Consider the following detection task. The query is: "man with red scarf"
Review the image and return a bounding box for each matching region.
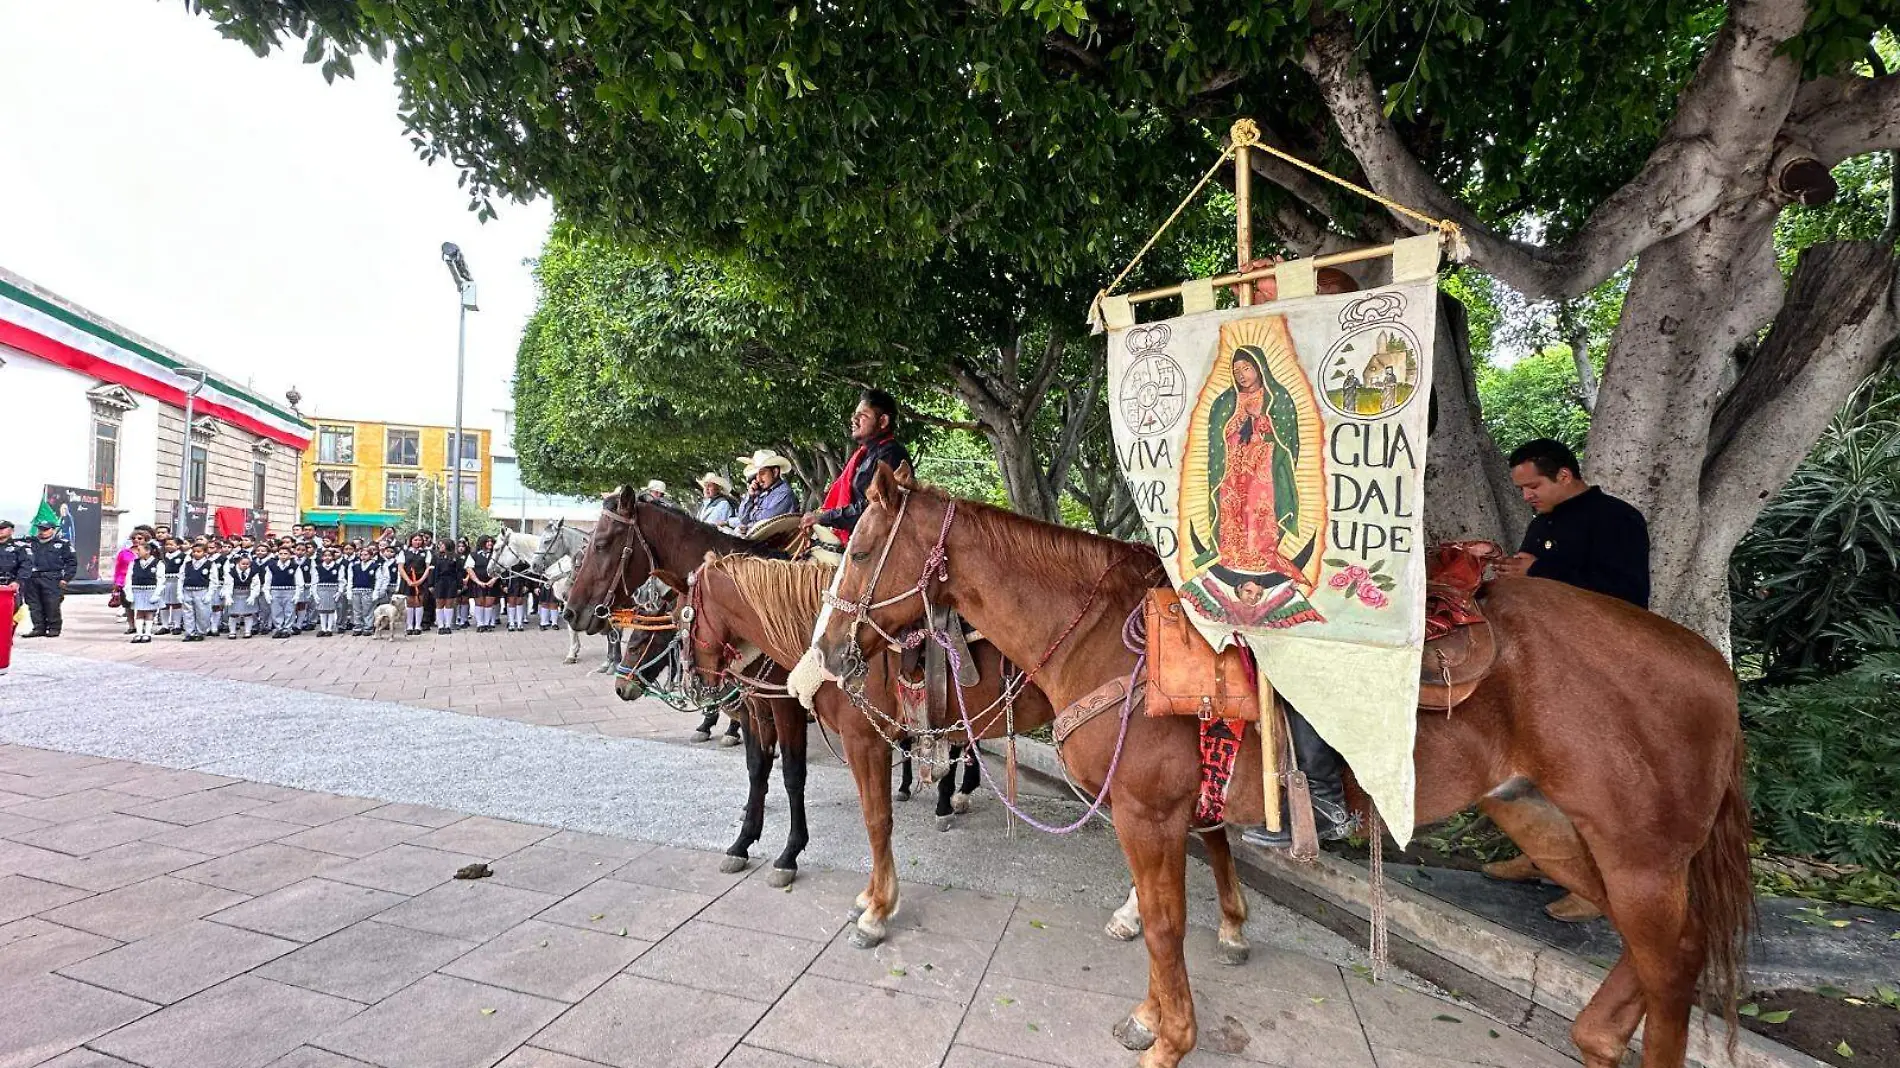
[801,389,910,543]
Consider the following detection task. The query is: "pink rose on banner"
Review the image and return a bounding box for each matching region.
[1358,583,1388,608]
[1322,558,1395,609]
[1329,571,1354,590]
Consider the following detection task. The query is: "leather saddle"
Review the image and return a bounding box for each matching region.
[1419,541,1502,712]
[1143,588,1259,721]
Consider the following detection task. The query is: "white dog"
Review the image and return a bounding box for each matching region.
[373,594,407,641]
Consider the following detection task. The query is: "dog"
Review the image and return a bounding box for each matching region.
[373,594,407,641]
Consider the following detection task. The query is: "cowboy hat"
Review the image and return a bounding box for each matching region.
[696,471,732,493]
[643,479,667,496]
[738,448,794,478]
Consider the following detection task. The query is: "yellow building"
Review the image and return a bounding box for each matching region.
[297,418,491,539]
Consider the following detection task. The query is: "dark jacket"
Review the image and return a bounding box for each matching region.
[819,436,911,533]
[1519,486,1651,609]
[29,537,77,581]
[0,539,31,585]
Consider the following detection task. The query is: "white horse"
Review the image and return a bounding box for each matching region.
[507,521,620,671]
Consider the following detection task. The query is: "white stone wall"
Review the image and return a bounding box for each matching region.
[153,404,298,532]
[0,344,93,525]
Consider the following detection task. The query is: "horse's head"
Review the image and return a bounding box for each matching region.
[613,571,684,702]
[529,519,569,576]
[814,462,943,681]
[566,486,651,635]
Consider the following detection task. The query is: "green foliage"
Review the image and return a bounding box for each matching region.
[396,477,502,541]
[1475,348,1595,456]
[1775,154,1895,273]
[1731,377,1900,677]
[1741,618,1900,873]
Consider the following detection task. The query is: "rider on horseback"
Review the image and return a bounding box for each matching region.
[729,450,801,536]
[800,389,911,542]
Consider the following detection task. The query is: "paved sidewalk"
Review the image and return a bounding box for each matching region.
[0,743,1574,1068]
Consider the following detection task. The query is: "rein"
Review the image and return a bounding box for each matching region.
[591,505,660,620]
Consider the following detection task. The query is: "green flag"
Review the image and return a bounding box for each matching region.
[31,499,57,532]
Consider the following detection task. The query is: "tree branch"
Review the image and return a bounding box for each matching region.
[1019,332,1067,418]
[1301,0,1809,299]
[1792,69,1900,166]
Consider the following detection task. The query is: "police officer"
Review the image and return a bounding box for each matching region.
[22,520,76,638]
[0,522,33,633]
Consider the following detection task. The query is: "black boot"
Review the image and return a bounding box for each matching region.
[1242,706,1353,850]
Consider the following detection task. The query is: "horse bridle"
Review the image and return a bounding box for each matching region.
[821,488,958,675]
[590,503,660,621]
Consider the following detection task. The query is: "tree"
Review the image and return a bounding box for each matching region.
[193,0,1900,643]
[398,476,502,541]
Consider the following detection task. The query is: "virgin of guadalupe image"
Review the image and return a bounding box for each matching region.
[1178,316,1327,629]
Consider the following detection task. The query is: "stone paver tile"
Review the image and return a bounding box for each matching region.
[442,918,649,1002]
[325,843,486,896]
[91,975,360,1068]
[362,802,465,828]
[0,973,154,1068]
[35,1049,147,1068]
[747,973,962,1068]
[145,814,306,856]
[531,974,765,1068]
[0,810,50,838]
[0,918,119,980]
[0,762,143,799]
[696,870,856,944]
[0,874,93,923]
[219,782,310,804]
[496,1049,619,1068]
[985,899,1150,1000]
[940,1048,1067,1068]
[208,878,404,942]
[41,875,247,941]
[486,845,623,897]
[255,920,476,1003]
[537,878,711,942]
[1190,977,1375,1067]
[375,878,561,942]
[1371,1051,1514,1068]
[316,973,566,1068]
[1347,980,1571,1068]
[626,919,818,1004]
[29,842,215,893]
[118,789,267,826]
[278,816,425,859]
[173,843,351,896]
[806,923,994,1005]
[12,813,178,857]
[0,838,71,878]
[717,1048,832,1068]
[59,919,299,1004]
[243,793,381,828]
[412,815,554,858]
[536,831,655,862]
[887,882,1017,944]
[609,844,747,895]
[3,788,142,825]
[265,1049,379,1068]
[111,769,240,800]
[954,973,1141,1068]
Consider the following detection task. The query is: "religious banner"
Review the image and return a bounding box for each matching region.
[1107,237,1441,842]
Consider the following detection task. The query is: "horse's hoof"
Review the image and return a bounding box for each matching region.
[896,788,911,802]
[936,815,954,832]
[766,867,796,888]
[719,855,749,874]
[951,793,971,815]
[848,919,887,949]
[690,730,712,743]
[1104,916,1142,941]
[1112,1014,1157,1051]
[718,734,741,748]
[1216,939,1251,966]
[563,656,578,665]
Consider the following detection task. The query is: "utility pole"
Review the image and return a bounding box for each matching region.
[440,243,479,540]
[176,369,208,535]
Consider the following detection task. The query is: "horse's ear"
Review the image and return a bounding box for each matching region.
[892,461,917,489]
[868,462,899,506]
[703,550,719,566]
[652,569,688,594]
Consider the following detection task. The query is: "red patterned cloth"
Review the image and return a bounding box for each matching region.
[1194,717,1247,826]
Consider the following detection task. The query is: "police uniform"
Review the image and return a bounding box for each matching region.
[179,555,218,639]
[1,524,34,635]
[21,524,77,637]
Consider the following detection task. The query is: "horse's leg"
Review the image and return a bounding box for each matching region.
[934,744,960,832]
[839,707,900,948]
[767,702,810,888]
[1569,953,1647,1068]
[692,708,717,743]
[1478,783,1609,908]
[721,709,773,874]
[951,742,979,815]
[600,628,622,675]
[1601,866,1700,1068]
[1110,803,1197,1067]
[1199,827,1250,965]
[720,713,743,747]
[1106,884,1143,941]
[563,621,580,665]
[896,736,913,802]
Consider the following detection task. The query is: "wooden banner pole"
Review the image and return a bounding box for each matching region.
[1232,119,1255,307]
[1258,661,1283,833]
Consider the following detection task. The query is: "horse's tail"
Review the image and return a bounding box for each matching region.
[1691,733,1754,1047]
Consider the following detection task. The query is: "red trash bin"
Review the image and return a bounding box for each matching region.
[0,585,14,674]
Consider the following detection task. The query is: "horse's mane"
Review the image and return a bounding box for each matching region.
[910,482,1166,602]
[705,554,835,664]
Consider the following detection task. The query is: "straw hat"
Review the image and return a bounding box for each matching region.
[697,472,732,494]
[643,479,667,497]
[738,449,794,479]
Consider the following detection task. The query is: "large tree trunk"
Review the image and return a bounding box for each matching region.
[1423,294,1526,547]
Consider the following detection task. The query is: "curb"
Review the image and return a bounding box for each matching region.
[1015,737,1826,1068]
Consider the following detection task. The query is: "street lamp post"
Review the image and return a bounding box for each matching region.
[176,369,209,535]
[440,243,479,541]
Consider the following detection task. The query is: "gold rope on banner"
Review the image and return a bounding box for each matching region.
[1092,119,1468,325]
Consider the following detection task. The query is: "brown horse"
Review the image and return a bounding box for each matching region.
[814,464,1751,1068]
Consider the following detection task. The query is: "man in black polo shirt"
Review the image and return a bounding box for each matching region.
[1486,438,1650,921]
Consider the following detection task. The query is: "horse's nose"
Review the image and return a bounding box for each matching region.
[562,606,577,627]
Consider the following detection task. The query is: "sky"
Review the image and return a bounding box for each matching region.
[0,0,554,445]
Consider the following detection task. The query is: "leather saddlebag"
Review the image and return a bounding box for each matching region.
[1143,588,1259,721]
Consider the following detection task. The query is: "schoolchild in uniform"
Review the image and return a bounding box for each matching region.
[453,538,475,628]
[398,533,432,635]
[126,539,165,644]
[466,535,500,632]
[178,542,219,641]
[207,539,230,634]
[504,558,535,632]
[536,573,563,630]
[375,543,401,608]
[345,545,381,635]
[263,544,304,638]
[312,547,345,636]
[223,551,263,638]
[431,536,464,636]
[291,543,317,632]
[158,537,186,634]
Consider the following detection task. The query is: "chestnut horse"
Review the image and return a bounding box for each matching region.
[815,464,1750,1068]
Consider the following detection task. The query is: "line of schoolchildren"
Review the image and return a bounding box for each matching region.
[113,523,562,644]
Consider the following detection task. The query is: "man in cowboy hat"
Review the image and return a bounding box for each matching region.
[729,449,800,536]
[695,472,736,526]
[637,479,669,505]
